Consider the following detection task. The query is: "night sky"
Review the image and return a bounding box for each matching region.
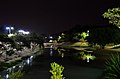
[0,0,119,34]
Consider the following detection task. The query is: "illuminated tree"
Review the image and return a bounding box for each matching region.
[80,32,89,42]
[57,33,65,42]
[103,8,120,28]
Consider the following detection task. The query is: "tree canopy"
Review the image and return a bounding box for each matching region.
[103,8,120,28]
[87,25,120,48]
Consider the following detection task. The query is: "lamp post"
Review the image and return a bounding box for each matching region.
[87,30,89,36]
[6,27,14,34]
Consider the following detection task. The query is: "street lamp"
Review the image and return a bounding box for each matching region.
[6,27,14,34]
[87,30,89,36]
[49,36,53,39]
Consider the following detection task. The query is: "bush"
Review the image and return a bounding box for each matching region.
[9,70,24,79]
[49,62,65,79]
[0,75,3,79]
[6,50,15,56]
[104,53,120,79]
[0,62,8,71]
[0,60,22,71]
[0,70,24,79]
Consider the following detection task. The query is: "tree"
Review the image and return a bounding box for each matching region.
[103,8,120,28]
[80,32,89,42]
[87,25,120,48]
[15,35,30,48]
[73,33,81,41]
[0,34,17,48]
[29,33,44,47]
[57,33,65,42]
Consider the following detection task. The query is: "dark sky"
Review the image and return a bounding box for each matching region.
[0,0,119,34]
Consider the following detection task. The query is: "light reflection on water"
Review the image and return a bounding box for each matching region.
[49,48,65,58]
[61,53,64,58]
[49,47,95,63]
[0,48,95,79]
[0,55,34,79]
[50,48,53,56]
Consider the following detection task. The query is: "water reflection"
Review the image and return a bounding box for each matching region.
[0,55,34,79]
[61,53,64,58]
[50,48,53,56]
[5,74,9,79]
[26,58,33,66]
[77,50,96,62]
[49,48,65,58]
[0,48,96,79]
[57,49,65,58]
[50,47,96,63]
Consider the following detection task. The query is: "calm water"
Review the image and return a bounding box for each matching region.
[21,48,104,79]
[0,48,104,79]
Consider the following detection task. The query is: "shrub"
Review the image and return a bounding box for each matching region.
[0,75,3,79]
[104,53,120,79]
[0,70,24,79]
[9,70,24,79]
[6,50,15,56]
[49,62,65,79]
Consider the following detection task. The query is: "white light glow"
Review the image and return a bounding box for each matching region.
[18,30,24,33]
[8,34,15,37]
[5,74,9,79]
[6,27,10,30]
[27,59,30,65]
[30,56,33,59]
[61,53,64,58]
[18,30,30,34]
[49,36,53,39]
[11,27,14,30]
[13,66,16,69]
[87,58,90,62]
[49,40,53,42]
[23,31,30,34]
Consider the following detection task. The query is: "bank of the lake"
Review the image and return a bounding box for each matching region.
[0,46,43,73]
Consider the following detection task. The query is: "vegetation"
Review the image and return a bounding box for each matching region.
[0,60,22,71]
[104,53,120,79]
[73,33,81,41]
[0,35,17,48]
[49,62,65,79]
[9,70,24,79]
[80,32,89,42]
[80,52,96,62]
[14,35,30,48]
[0,70,24,79]
[0,76,3,79]
[103,8,120,28]
[57,33,65,42]
[88,26,120,48]
[29,33,44,47]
